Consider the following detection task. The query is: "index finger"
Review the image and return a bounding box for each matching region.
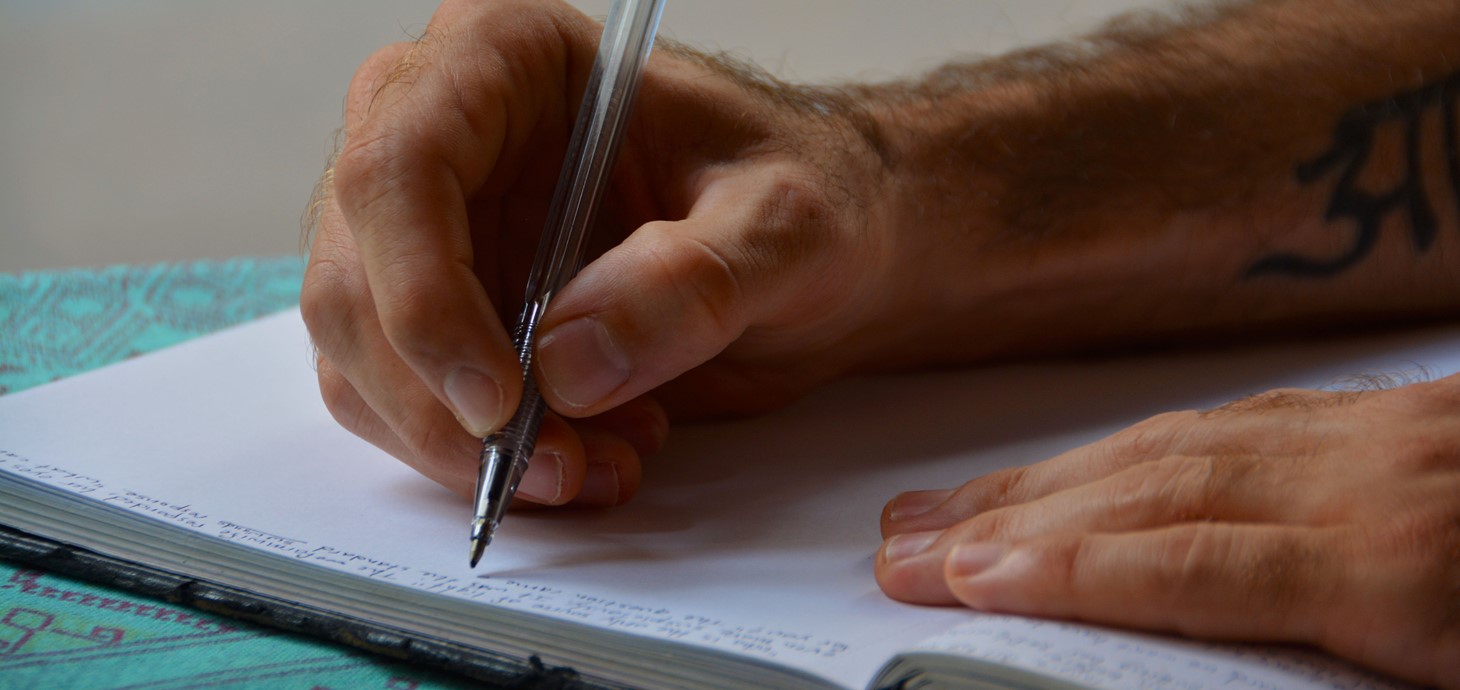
[331,1,592,436]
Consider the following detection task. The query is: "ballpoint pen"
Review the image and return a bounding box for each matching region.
[469,0,666,568]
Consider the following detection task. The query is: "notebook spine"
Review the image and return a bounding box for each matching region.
[0,526,630,690]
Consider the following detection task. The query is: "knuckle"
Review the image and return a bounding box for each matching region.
[299,255,360,349]
[397,412,442,459]
[1146,455,1243,520]
[641,224,750,341]
[332,129,414,219]
[317,366,370,434]
[1109,459,1180,522]
[1111,411,1192,459]
[759,170,838,236]
[1161,527,1234,620]
[975,504,1033,542]
[745,169,843,272]
[967,506,1021,541]
[967,466,1031,510]
[1051,538,1092,603]
[373,277,454,364]
[350,43,414,107]
[1167,526,1315,637]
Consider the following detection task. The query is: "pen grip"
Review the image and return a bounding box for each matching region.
[486,376,546,464]
[484,299,549,465]
[473,367,544,530]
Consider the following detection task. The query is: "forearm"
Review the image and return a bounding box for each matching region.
[863,0,1460,366]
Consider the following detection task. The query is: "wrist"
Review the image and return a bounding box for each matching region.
[858,58,1290,366]
[859,80,1203,366]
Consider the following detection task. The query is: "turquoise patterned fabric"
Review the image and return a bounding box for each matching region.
[0,257,472,689]
[0,258,304,394]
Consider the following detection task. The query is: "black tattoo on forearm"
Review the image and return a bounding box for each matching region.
[1248,70,1460,278]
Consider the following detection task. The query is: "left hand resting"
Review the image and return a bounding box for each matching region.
[875,374,1460,689]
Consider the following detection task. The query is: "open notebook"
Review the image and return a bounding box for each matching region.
[0,308,1448,690]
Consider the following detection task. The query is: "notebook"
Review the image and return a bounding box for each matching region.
[1,308,1446,689]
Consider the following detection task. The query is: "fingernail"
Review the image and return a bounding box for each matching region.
[887,489,954,522]
[515,451,565,504]
[537,317,632,410]
[578,462,621,506]
[883,530,941,562]
[444,367,505,437]
[948,542,1009,579]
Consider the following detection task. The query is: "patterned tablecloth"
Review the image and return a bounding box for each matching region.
[0,258,471,689]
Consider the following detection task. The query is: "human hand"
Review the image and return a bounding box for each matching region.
[876,375,1460,689]
[302,0,904,507]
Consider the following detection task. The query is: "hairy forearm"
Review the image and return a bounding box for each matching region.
[862,0,1460,365]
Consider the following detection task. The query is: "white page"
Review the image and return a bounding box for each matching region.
[0,309,1455,688]
[0,310,966,687]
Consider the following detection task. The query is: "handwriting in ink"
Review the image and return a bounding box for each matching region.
[1,455,853,664]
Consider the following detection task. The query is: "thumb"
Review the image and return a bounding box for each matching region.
[534,174,848,417]
[534,217,751,417]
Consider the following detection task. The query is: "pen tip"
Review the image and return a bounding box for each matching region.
[469,519,491,568]
[469,541,485,568]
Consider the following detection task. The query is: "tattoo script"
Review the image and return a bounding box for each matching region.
[1248,70,1460,278]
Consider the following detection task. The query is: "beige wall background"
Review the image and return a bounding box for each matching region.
[0,0,1165,273]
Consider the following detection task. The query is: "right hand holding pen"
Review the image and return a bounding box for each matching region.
[301,0,909,508]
